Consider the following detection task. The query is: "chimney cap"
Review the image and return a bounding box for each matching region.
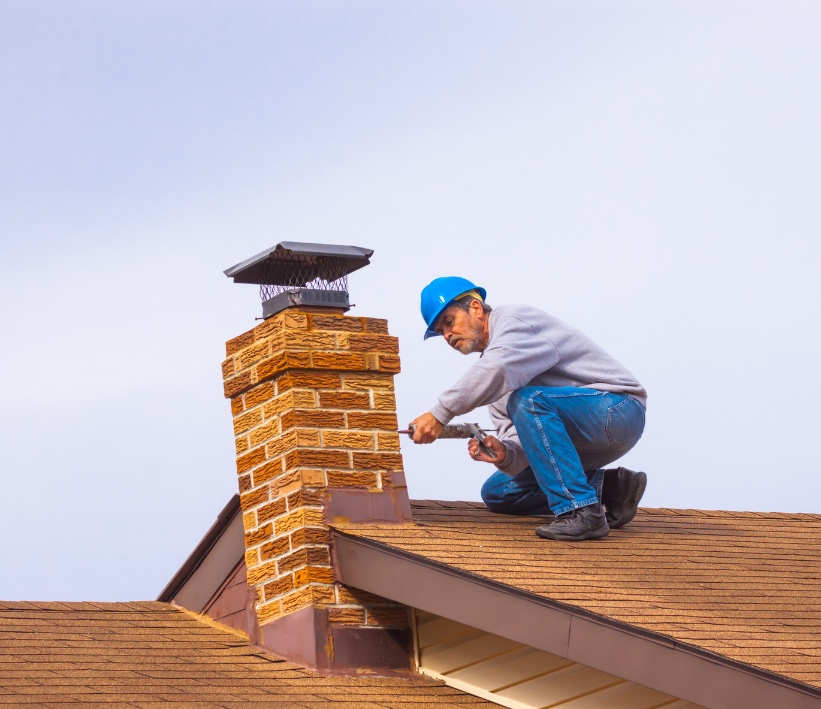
[224,241,373,286]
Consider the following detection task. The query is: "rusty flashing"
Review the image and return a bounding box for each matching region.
[331,530,821,709]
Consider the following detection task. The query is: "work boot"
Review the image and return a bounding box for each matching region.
[601,467,647,529]
[535,503,609,541]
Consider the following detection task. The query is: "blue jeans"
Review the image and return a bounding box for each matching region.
[481,387,645,517]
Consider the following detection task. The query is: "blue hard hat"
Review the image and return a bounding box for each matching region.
[420,277,487,340]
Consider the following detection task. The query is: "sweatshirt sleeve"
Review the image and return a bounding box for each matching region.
[430,309,561,425]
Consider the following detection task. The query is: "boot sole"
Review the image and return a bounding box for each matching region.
[535,524,610,541]
[609,471,647,529]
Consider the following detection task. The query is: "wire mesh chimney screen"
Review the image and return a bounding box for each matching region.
[223,241,373,319]
[258,249,349,301]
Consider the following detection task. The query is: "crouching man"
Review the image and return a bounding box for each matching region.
[410,277,648,541]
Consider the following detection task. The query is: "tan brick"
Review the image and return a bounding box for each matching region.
[277,547,309,574]
[377,354,401,374]
[244,523,273,548]
[346,412,398,430]
[293,566,335,586]
[222,358,236,378]
[311,585,336,605]
[342,372,395,390]
[272,468,327,498]
[291,527,331,548]
[239,339,271,369]
[262,391,295,418]
[292,390,317,408]
[224,370,253,399]
[257,351,313,381]
[286,488,323,511]
[246,560,278,586]
[352,452,404,471]
[376,433,401,451]
[240,485,269,511]
[245,547,259,568]
[373,390,397,411]
[311,351,366,371]
[296,428,321,446]
[244,382,275,409]
[253,315,284,340]
[285,449,350,470]
[318,391,370,409]
[280,409,346,431]
[328,607,366,625]
[306,546,331,566]
[281,587,314,615]
[256,599,282,623]
[310,314,363,332]
[276,371,341,392]
[273,506,324,535]
[326,471,379,488]
[281,331,336,350]
[238,474,252,493]
[235,436,249,455]
[260,536,291,561]
[263,574,294,600]
[338,334,399,354]
[257,497,288,524]
[252,458,283,487]
[231,397,244,415]
[236,446,266,474]
[226,330,255,356]
[336,585,390,605]
[365,607,409,628]
[249,418,281,448]
[266,430,299,458]
[321,431,375,450]
[242,511,257,529]
[363,318,389,334]
[233,408,262,435]
[284,311,309,330]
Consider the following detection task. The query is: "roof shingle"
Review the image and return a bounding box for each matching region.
[337,501,821,691]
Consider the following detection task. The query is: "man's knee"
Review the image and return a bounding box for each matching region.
[480,474,506,511]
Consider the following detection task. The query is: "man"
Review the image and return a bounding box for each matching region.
[410,276,647,541]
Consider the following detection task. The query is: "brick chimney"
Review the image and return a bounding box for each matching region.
[221,303,414,673]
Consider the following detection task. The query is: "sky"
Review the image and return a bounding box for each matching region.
[1,0,820,601]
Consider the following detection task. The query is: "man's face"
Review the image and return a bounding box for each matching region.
[434,301,488,354]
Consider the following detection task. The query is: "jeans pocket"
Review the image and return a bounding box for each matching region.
[605,396,645,444]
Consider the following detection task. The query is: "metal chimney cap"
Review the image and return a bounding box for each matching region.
[223,241,373,285]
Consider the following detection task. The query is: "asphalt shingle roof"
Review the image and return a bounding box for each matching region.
[338,501,821,692]
[0,600,493,707]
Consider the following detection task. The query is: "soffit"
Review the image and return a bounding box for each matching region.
[335,501,821,693]
[0,601,493,707]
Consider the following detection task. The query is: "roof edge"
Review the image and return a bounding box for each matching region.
[332,530,821,709]
[158,495,241,602]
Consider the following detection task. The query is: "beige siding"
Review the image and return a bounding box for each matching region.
[415,610,706,709]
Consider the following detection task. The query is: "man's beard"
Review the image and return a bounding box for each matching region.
[449,329,484,354]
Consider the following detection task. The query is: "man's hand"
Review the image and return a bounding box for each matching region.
[467,435,506,464]
[409,412,444,444]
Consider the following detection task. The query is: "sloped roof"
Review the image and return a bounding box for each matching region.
[332,501,821,707]
[0,600,492,706]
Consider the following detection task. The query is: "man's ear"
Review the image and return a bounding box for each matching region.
[470,298,485,318]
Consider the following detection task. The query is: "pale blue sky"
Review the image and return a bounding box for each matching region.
[1,1,820,601]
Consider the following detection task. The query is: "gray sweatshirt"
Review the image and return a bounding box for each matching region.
[429,304,647,476]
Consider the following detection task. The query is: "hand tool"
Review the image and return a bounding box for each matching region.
[398,423,499,460]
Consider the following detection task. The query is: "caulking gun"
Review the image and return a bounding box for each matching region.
[398,422,499,460]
